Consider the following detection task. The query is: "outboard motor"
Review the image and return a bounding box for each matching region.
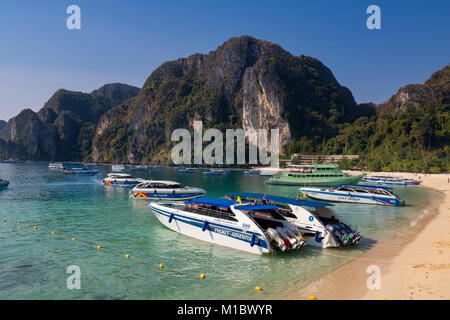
[282,225,305,249]
[266,228,287,251]
[275,227,295,249]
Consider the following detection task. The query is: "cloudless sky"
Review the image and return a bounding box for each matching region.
[0,0,449,121]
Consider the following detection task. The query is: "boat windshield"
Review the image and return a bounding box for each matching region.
[183,203,237,222]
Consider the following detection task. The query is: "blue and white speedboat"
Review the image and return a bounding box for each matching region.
[130,180,206,200]
[0,178,9,188]
[48,162,64,170]
[299,184,405,206]
[223,192,361,248]
[203,168,227,176]
[63,167,99,176]
[150,197,306,255]
[362,175,421,186]
[103,173,144,187]
[178,167,199,174]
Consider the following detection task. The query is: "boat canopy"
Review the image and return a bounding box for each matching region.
[223,192,334,207]
[185,197,238,208]
[337,184,392,190]
[235,204,280,211]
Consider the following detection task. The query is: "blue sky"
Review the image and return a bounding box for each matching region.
[0,0,449,121]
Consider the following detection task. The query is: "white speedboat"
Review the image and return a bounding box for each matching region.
[103,173,144,187]
[48,162,64,170]
[63,167,99,176]
[223,193,361,248]
[362,175,419,186]
[130,165,151,172]
[130,180,206,200]
[203,168,227,176]
[150,197,306,255]
[299,184,405,206]
[111,164,126,172]
[0,178,9,188]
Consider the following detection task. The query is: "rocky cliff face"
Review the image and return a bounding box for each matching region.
[93,36,370,164]
[0,83,139,161]
[378,65,450,114]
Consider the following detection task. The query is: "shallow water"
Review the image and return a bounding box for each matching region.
[0,163,440,299]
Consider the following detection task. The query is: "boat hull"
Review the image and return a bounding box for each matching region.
[150,203,270,254]
[63,171,99,176]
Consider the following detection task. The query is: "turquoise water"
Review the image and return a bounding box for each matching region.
[0,163,440,299]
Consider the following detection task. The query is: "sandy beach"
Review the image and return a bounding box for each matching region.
[286,171,450,300]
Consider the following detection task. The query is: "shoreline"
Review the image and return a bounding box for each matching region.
[286,171,450,300]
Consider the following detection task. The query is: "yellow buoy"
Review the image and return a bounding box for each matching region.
[2,218,5,223]
[159,264,164,268]
[97,245,102,250]
[255,286,262,291]
[125,254,130,259]
[200,274,206,279]
[72,237,76,241]
[51,231,56,235]
[17,222,21,225]
[34,226,38,230]
[309,296,317,300]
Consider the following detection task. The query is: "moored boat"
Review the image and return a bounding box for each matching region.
[63,167,99,176]
[299,184,405,206]
[111,164,126,172]
[203,168,227,176]
[130,165,151,172]
[362,175,421,186]
[223,192,361,248]
[178,167,199,174]
[0,178,9,188]
[48,162,64,170]
[130,180,206,200]
[150,197,306,254]
[103,173,144,187]
[267,164,363,186]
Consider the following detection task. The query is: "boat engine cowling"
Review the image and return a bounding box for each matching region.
[266,228,287,251]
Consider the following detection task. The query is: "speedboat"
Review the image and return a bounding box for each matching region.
[299,184,406,206]
[223,192,361,248]
[48,162,64,170]
[244,169,260,175]
[63,167,99,176]
[150,197,306,255]
[111,164,126,172]
[130,165,151,172]
[130,180,206,200]
[178,167,199,174]
[203,168,227,176]
[362,175,407,186]
[103,173,144,187]
[0,179,9,188]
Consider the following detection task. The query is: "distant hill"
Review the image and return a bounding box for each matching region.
[0,83,139,161]
[323,65,450,172]
[92,36,374,164]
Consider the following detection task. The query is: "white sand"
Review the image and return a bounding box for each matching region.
[286,172,450,300]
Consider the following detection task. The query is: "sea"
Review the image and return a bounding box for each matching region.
[0,162,441,299]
